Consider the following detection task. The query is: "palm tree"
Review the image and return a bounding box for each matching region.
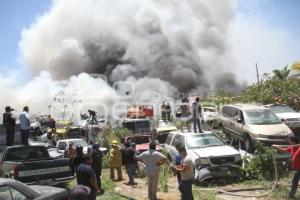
[273,65,291,80]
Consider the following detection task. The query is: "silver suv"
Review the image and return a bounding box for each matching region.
[264,104,300,137]
[165,131,242,182]
[219,104,293,152]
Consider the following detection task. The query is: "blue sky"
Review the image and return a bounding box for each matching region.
[0,0,51,70]
[0,0,299,83]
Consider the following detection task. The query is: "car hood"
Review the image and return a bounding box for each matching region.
[31,185,67,197]
[275,113,300,120]
[249,124,292,135]
[188,145,239,159]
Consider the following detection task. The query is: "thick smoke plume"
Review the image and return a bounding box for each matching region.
[19,0,238,93]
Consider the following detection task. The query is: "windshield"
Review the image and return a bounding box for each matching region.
[5,146,50,161]
[269,105,297,113]
[72,139,88,148]
[244,109,282,125]
[186,134,224,149]
[123,120,150,133]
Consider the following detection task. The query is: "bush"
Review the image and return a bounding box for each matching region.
[243,142,276,180]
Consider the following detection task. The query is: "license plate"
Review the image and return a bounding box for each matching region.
[19,166,69,177]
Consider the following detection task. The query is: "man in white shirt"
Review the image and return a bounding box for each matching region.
[172,146,194,200]
[136,143,166,200]
[19,106,30,145]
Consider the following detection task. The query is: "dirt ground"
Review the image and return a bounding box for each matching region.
[113,171,274,200]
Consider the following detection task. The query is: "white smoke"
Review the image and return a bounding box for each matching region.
[19,0,238,92]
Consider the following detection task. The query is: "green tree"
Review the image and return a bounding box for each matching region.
[272,65,291,80]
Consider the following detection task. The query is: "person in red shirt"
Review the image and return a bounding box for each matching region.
[272,136,300,199]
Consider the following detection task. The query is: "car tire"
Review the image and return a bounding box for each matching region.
[244,135,254,153]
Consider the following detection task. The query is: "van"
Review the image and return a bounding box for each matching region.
[219,104,293,152]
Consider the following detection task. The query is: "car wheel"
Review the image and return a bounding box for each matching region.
[244,135,254,153]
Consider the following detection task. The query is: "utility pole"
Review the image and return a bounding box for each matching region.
[255,63,260,83]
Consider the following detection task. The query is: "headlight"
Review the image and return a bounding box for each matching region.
[196,157,210,165]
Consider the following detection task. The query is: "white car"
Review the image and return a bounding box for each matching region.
[265,104,300,137]
[56,138,107,155]
[202,106,219,123]
[165,131,242,182]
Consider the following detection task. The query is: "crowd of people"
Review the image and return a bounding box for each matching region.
[68,138,197,200]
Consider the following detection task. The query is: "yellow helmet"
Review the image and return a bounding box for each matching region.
[112,140,118,145]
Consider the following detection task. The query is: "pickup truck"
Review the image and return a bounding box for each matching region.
[0,145,73,186]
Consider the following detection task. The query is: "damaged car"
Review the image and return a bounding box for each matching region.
[165,131,242,183]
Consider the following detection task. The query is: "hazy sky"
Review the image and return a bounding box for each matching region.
[0,0,299,84]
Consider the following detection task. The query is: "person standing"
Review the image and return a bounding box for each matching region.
[3,106,16,146]
[91,144,104,194]
[161,102,166,121]
[272,136,300,199]
[19,106,30,145]
[88,110,97,124]
[64,142,77,175]
[136,143,166,200]
[192,97,203,133]
[108,140,123,181]
[172,146,194,200]
[121,142,136,185]
[76,155,100,200]
[74,145,84,173]
[165,102,172,121]
[177,98,191,131]
[48,115,56,132]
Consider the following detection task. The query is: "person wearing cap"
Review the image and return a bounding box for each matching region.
[121,142,137,185]
[91,144,104,194]
[70,184,91,200]
[136,143,167,200]
[3,106,16,146]
[76,155,100,200]
[108,140,123,181]
[19,106,31,145]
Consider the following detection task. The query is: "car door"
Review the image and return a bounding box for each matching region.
[169,134,184,161]
[231,109,245,139]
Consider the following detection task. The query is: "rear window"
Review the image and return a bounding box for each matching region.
[222,106,238,118]
[4,146,50,161]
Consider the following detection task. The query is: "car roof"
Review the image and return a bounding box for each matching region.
[222,104,266,110]
[264,103,288,107]
[0,178,39,197]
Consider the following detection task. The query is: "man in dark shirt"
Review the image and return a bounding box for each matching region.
[91,144,104,194]
[76,155,100,200]
[88,110,97,124]
[3,106,16,146]
[121,142,136,185]
[74,145,84,172]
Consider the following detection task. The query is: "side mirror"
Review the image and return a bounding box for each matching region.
[237,119,243,123]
